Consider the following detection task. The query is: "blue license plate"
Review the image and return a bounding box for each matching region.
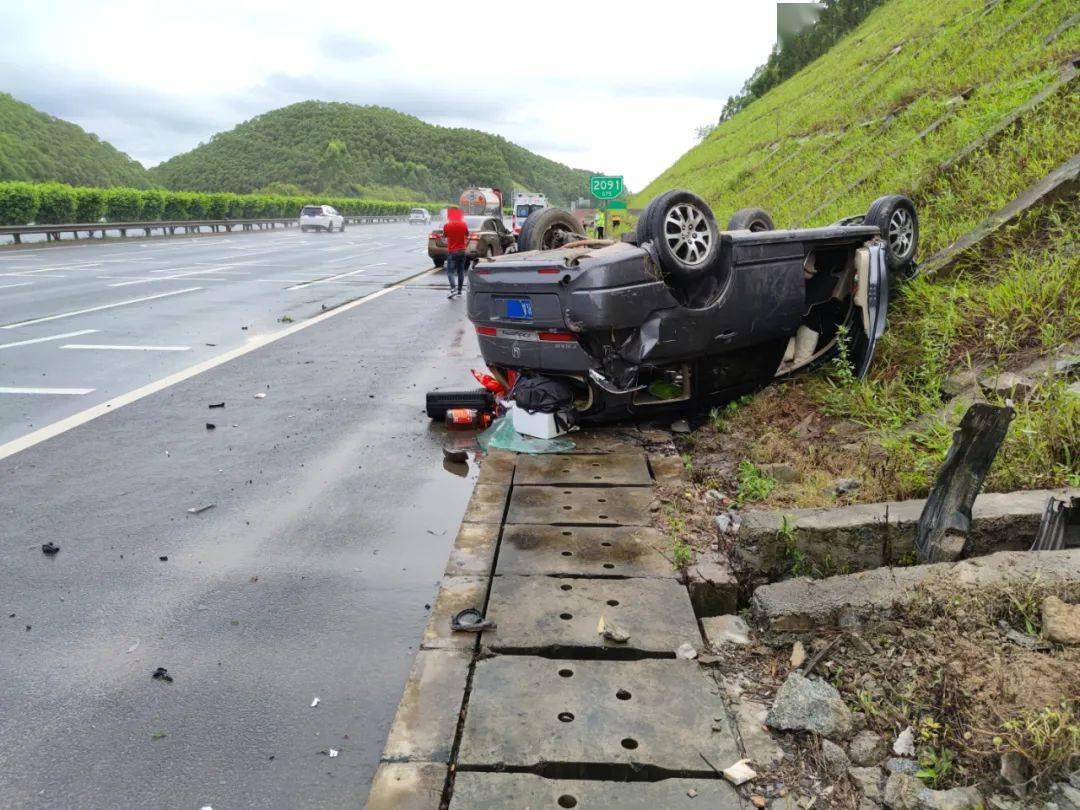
[504,298,532,319]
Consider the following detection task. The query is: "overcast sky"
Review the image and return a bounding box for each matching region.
[1,1,779,190]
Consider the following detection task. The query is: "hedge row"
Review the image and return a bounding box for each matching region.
[0,181,439,226]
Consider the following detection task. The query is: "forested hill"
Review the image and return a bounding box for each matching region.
[151,101,594,204]
[0,93,151,188]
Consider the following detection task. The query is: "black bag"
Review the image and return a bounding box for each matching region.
[512,376,574,414]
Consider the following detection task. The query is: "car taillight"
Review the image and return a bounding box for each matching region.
[537,331,577,342]
[429,231,441,238]
[475,326,497,336]
[537,267,560,274]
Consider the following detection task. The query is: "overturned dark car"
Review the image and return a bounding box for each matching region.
[466,190,918,423]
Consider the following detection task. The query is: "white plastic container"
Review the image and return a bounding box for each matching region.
[511,404,568,439]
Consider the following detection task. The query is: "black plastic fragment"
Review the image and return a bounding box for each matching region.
[208,402,225,409]
[915,403,1014,563]
[205,423,216,430]
[451,608,497,633]
[41,542,60,556]
[152,667,173,683]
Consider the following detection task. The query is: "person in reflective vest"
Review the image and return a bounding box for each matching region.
[594,208,606,239]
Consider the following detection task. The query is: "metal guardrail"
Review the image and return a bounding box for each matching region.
[0,215,408,244]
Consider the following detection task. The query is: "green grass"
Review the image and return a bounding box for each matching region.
[638,0,1080,500]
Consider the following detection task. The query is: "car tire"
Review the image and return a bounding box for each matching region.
[518,208,584,252]
[864,195,918,271]
[340,220,346,232]
[635,189,722,283]
[727,207,775,231]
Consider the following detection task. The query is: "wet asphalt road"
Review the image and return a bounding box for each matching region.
[0,225,482,808]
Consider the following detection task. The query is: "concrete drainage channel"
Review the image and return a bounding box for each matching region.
[366,434,748,808]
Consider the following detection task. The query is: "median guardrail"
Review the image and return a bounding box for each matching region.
[0,215,408,245]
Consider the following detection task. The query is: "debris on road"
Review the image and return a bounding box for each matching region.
[310,697,320,708]
[208,402,225,409]
[451,608,497,633]
[126,641,140,654]
[186,504,215,514]
[254,392,266,399]
[328,749,339,758]
[892,727,916,757]
[205,423,216,430]
[159,555,168,562]
[41,542,60,555]
[152,667,173,683]
[676,642,698,659]
[150,732,167,740]
[597,615,630,643]
[722,758,758,786]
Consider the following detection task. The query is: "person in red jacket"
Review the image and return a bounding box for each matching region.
[443,207,469,299]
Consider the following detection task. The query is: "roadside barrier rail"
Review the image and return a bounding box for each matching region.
[0,215,408,244]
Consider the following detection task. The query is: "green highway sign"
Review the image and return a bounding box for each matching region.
[589,175,624,200]
[608,200,627,210]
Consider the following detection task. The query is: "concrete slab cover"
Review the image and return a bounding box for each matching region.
[444,522,500,576]
[507,486,654,526]
[421,576,488,650]
[482,575,700,654]
[476,450,516,486]
[450,772,743,808]
[458,657,740,772]
[514,453,652,486]
[381,650,470,763]
[462,484,510,524]
[496,524,674,578]
[365,762,445,810]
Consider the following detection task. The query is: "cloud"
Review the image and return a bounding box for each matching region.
[318,32,381,61]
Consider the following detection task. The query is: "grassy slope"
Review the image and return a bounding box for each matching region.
[151,101,593,204]
[641,0,1079,504]
[0,93,151,188]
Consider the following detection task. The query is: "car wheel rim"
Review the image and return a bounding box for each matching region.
[664,203,712,265]
[888,208,913,256]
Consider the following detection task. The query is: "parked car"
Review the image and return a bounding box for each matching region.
[466,190,918,423]
[299,205,345,232]
[408,208,432,225]
[427,215,518,267]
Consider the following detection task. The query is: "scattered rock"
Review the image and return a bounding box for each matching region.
[790,640,807,668]
[998,752,1028,798]
[205,422,216,430]
[602,623,631,643]
[884,773,983,809]
[849,766,885,802]
[766,671,853,738]
[751,796,767,809]
[715,513,733,533]
[978,372,1035,401]
[722,758,757,786]
[885,757,920,776]
[687,788,698,798]
[893,727,916,757]
[849,730,888,766]
[702,614,751,646]
[706,489,724,502]
[1042,595,1080,645]
[648,499,662,513]
[675,642,698,659]
[730,698,785,769]
[822,738,851,771]
[1049,781,1080,810]
[761,463,800,483]
[834,478,862,495]
[671,419,691,434]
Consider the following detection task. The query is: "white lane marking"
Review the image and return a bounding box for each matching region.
[108,267,231,287]
[0,329,99,350]
[100,275,231,283]
[61,344,192,352]
[0,273,68,279]
[286,263,387,291]
[0,386,94,395]
[0,267,436,461]
[0,282,33,289]
[1,287,203,329]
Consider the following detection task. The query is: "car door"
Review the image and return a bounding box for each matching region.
[851,243,889,378]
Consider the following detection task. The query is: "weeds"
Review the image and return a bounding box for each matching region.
[736,460,777,506]
[671,539,693,570]
[993,703,1080,788]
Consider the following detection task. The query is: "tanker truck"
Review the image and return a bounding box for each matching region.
[459,187,503,216]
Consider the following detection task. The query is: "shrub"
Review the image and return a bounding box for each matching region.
[161,191,190,221]
[73,187,106,223]
[140,189,166,220]
[186,193,208,219]
[35,183,77,224]
[103,187,143,221]
[0,181,40,225]
[205,193,231,219]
